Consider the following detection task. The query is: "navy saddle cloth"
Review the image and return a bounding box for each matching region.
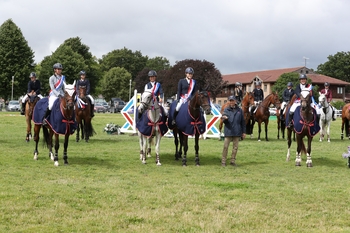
[33,97,77,135]
[136,106,168,137]
[292,106,320,137]
[168,101,206,136]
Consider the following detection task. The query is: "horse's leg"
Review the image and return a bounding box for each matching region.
[53,133,60,166]
[306,136,313,167]
[81,121,85,141]
[141,135,147,164]
[286,128,292,162]
[265,120,269,141]
[155,133,161,166]
[147,136,152,158]
[173,128,182,160]
[33,124,40,160]
[194,133,200,166]
[327,122,331,142]
[181,133,188,166]
[295,135,302,166]
[76,121,80,142]
[319,121,324,142]
[138,131,144,160]
[63,134,70,166]
[257,121,262,141]
[277,118,280,139]
[341,118,345,140]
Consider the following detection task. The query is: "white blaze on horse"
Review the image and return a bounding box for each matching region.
[136,90,168,165]
[318,93,333,142]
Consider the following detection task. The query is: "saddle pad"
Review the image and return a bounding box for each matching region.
[293,106,320,137]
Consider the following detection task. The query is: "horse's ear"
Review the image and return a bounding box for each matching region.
[72,80,76,87]
[318,91,321,95]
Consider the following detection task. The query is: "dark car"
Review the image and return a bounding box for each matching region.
[101,102,110,112]
[113,101,126,113]
[94,103,106,113]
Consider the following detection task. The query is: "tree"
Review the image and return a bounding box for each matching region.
[145,56,171,71]
[38,37,101,95]
[101,67,132,101]
[0,19,34,100]
[163,59,224,99]
[99,47,148,80]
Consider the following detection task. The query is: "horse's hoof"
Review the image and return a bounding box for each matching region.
[196,164,200,167]
[307,163,313,168]
[142,160,146,164]
[182,164,187,167]
[54,162,59,167]
[295,162,301,166]
[156,162,161,166]
[33,155,38,160]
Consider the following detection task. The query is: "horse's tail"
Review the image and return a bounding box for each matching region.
[42,126,50,148]
[85,122,96,137]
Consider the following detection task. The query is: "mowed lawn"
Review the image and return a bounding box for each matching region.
[1,111,350,233]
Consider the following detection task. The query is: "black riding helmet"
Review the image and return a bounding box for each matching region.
[53,63,63,70]
[148,70,157,77]
[29,72,36,78]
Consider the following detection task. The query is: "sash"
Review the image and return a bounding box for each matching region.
[181,79,195,101]
[152,82,160,96]
[49,75,65,96]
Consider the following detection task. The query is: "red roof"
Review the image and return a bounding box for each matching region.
[222,67,350,86]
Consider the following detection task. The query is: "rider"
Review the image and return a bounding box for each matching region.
[234,82,243,105]
[76,70,95,118]
[280,82,295,119]
[172,67,198,125]
[250,81,264,115]
[287,74,320,128]
[319,82,336,121]
[21,72,43,115]
[42,63,66,126]
[138,70,165,119]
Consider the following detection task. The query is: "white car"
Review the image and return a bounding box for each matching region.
[269,107,277,116]
[7,100,20,111]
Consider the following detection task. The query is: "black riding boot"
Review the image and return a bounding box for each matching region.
[172,110,179,125]
[287,111,294,128]
[331,106,336,121]
[20,102,25,115]
[280,108,284,120]
[91,104,95,118]
[42,108,51,126]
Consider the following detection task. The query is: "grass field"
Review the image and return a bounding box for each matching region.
[1,111,350,232]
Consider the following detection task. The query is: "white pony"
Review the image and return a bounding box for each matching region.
[137,90,167,165]
[318,93,333,142]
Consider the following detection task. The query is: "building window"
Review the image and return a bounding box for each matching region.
[264,84,267,92]
[230,87,234,93]
[337,87,343,94]
[224,87,227,93]
[218,100,222,105]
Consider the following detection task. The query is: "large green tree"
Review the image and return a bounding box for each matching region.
[99,47,148,80]
[145,56,171,71]
[0,19,34,100]
[38,37,100,95]
[101,67,132,101]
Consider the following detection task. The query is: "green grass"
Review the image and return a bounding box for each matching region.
[1,111,350,232]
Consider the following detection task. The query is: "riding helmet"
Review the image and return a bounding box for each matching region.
[324,82,330,87]
[79,70,86,75]
[53,63,63,70]
[148,70,157,77]
[29,72,36,78]
[185,67,194,74]
[228,95,236,101]
[235,82,242,87]
[287,82,293,87]
[299,74,307,79]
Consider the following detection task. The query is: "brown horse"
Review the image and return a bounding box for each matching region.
[249,92,281,141]
[286,89,319,167]
[33,81,77,166]
[24,91,40,142]
[75,86,95,142]
[219,92,255,135]
[170,91,212,166]
[341,103,350,140]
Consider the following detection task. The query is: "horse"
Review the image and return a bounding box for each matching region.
[136,90,168,165]
[218,92,255,135]
[249,92,281,141]
[33,81,77,166]
[277,94,296,140]
[341,103,350,140]
[168,91,212,166]
[318,93,333,142]
[286,89,320,167]
[75,85,95,142]
[24,91,40,142]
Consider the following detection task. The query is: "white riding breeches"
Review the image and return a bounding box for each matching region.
[175,99,185,111]
[88,95,95,104]
[48,96,58,110]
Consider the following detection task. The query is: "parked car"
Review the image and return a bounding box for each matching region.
[110,97,123,113]
[101,101,110,112]
[269,107,277,116]
[94,103,106,113]
[7,100,20,112]
[113,101,126,113]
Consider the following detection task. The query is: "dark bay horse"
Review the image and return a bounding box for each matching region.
[277,94,296,140]
[75,85,95,142]
[249,92,281,141]
[219,92,255,135]
[341,103,350,140]
[24,91,40,142]
[286,90,320,167]
[33,81,77,166]
[169,91,212,166]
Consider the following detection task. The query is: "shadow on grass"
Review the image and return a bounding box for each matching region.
[71,156,118,169]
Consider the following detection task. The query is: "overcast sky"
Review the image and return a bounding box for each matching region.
[1,0,349,75]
